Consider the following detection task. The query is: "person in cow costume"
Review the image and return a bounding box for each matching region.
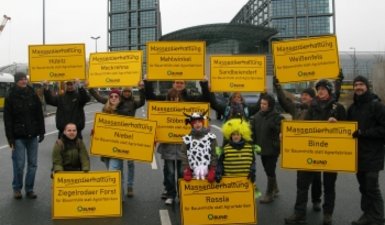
[181,111,217,182]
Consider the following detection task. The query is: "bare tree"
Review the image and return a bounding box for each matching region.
[372,62,385,103]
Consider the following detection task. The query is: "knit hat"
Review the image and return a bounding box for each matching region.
[222,118,252,142]
[109,89,121,97]
[14,72,27,83]
[315,79,333,94]
[353,75,370,89]
[301,88,316,98]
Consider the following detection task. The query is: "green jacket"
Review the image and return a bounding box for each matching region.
[52,138,90,172]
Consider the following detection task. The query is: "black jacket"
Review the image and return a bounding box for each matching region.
[347,92,385,171]
[116,89,145,116]
[4,85,45,145]
[144,80,210,102]
[251,109,283,156]
[305,97,346,121]
[44,87,90,132]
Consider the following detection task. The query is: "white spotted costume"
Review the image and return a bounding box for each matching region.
[181,112,217,180]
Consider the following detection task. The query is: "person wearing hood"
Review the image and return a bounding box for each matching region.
[44,80,90,139]
[348,76,385,225]
[285,79,346,225]
[250,93,284,204]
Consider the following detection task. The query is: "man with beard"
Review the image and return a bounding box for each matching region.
[348,76,385,225]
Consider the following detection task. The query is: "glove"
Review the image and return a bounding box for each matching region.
[253,145,262,154]
[183,167,193,181]
[338,70,344,81]
[38,135,45,143]
[7,139,15,149]
[247,171,256,183]
[207,166,216,183]
[352,129,362,138]
[215,174,222,183]
[90,129,94,136]
[273,76,281,89]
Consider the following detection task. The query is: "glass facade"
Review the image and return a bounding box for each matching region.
[231,0,335,39]
[108,0,161,72]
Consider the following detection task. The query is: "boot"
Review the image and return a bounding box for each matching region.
[260,176,275,204]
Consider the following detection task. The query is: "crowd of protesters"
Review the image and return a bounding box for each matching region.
[3,71,385,225]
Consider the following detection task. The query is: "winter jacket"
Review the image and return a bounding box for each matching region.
[275,86,309,120]
[144,80,210,102]
[347,92,385,171]
[4,85,45,145]
[44,87,90,132]
[209,93,260,121]
[251,109,283,156]
[52,137,90,171]
[117,89,145,116]
[305,97,346,121]
[89,88,145,116]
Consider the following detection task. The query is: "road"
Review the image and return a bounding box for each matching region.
[0,103,383,225]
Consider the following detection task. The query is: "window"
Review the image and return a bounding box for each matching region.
[111,30,129,46]
[140,0,155,9]
[111,13,128,29]
[111,0,128,12]
[140,28,156,44]
[140,11,156,26]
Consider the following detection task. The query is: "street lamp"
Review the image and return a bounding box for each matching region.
[43,0,45,44]
[350,47,357,77]
[91,36,100,52]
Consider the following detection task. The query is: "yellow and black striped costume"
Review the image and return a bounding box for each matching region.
[222,143,254,176]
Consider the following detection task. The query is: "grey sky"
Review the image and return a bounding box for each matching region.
[0,0,384,66]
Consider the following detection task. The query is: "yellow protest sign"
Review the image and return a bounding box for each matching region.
[281,120,357,172]
[28,43,86,82]
[88,51,142,88]
[146,41,205,80]
[179,177,256,225]
[52,171,121,219]
[147,101,209,143]
[210,55,266,92]
[272,36,339,83]
[90,113,157,162]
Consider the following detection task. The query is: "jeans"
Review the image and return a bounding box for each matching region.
[163,159,183,199]
[294,171,337,216]
[127,160,135,188]
[103,158,124,198]
[12,137,38,193]
[357,171,384,224]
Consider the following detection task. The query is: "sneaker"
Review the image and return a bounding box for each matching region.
[313,202,321,212]
[26,192,37,199]
[126,187,134,197]
[161,190,167,199]
[165,198,174,205]
[284,213,307,224]
[14,191,22,200]
[323,214,332,225]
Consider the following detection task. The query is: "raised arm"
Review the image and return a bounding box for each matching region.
[88,88,108,104]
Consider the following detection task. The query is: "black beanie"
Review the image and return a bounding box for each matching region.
[353,75,369,89]
[14,72,27,83]
[301,88,316,98]
[316,79,333,94]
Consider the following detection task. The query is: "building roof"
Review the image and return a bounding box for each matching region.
[160,23,277,45]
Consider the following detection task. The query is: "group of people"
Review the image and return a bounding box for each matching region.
[3,71,385,225]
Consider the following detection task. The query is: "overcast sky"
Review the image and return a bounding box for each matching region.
[0,0,384,66]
